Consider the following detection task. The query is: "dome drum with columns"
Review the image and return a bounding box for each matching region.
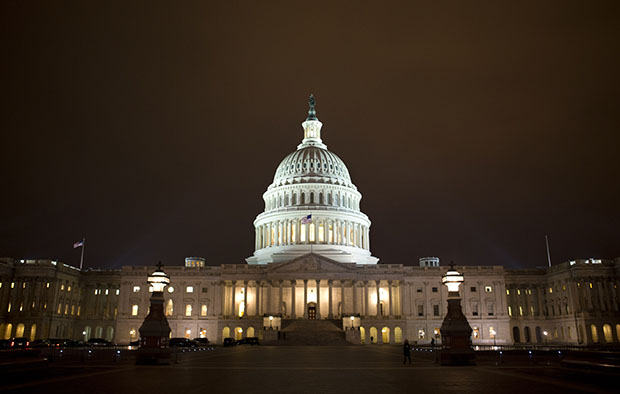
[246,95,379,265]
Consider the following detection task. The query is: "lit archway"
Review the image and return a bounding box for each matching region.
[247,326,255,338]
[369,327,378,343]
[590,324,599,343]
[382,327,390,344]
[129,328,137,342]
[222,327,230,339]
[603,324,612,343]
[394,327,402,343]
[30,324,37,341]
[15,323,25,338]
[238,301,245,318]
[235,327,243,340]
[106,327,114,342]
[360,327,366,344]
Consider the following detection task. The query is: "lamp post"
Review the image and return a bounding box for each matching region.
[543,330,548,347]
[269,315,273,330]
[439,263,475,365]
[136,262,172,365]
[350,315,355,330]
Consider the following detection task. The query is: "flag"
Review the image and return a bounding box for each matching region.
[73,240,84,248]
[301,214,312,224]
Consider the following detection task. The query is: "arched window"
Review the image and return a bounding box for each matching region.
[129,328,137,341]
[234,327,243,340]
[513,327,521,343]
[535,326,542,343]
[301,193,305,204]
[84,326,92,341]
[106,327,114,342]
[616,324,620,343]
[247,326,255,338]
[360,327,366,344]
[165,299,173,316]
[30,324,37,341]
[4,324,12,340]
[603,324,613,343]
[524,326,531,343]
[369,327,378,344]
[95,326,103,338]
[310,192,314,204]
[382,327,390,344]
[15,323,25,338]
[591,324,599,343]
[319,192,323,204]
[292,193,297,205]
[394,327,403,343]
[222,327,230,340]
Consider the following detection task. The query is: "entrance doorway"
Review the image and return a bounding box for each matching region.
[308,302,317,320]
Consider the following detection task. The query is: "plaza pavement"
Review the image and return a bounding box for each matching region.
[1,346,617,394]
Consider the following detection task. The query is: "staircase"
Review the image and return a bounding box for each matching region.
[274,319,349,346]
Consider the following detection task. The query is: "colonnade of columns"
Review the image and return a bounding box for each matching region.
[255,218,370,251]
[220,279,402,319]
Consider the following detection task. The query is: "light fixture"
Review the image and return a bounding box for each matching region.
[147,264,170,293]
[442,265,464,293]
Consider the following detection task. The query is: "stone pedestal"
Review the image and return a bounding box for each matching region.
[136,292,171,365]
[439,297,475,365]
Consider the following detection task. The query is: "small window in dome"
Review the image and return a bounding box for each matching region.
[330,164,333,169]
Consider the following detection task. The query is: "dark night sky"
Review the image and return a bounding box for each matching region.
[1,1,619,270]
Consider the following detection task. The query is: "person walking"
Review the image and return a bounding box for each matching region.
[403,339,411,364]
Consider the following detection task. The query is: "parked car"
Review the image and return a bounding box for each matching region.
[129,340,140,346]
[31,339,51,348]
[237,337,259,345]
[10,337,30,349]
[49,338,68,348]
[87,338,113,347]
[66,340,85,347]
[223,338,237,347]
[169,337,196,347]
[192,338,210,346]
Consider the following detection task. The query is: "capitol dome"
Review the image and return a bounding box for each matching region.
[246,95,379,265]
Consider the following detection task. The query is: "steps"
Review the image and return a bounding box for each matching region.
[269,319,349,346]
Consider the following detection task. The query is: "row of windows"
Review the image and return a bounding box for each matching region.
[132,285,206,294]
[131,303,208,317]
[266,190,358,211]
[94,288,119,296]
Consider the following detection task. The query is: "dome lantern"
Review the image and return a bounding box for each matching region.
[300,94,325,149]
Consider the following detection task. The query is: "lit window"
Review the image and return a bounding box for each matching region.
[133,286,140,293]
[7,302,11,312]
[472,327,480,339]
[60,284,64,291]
[167,286,174,293]
[19,302,23,311]
[530,306,534,316]
[94,289,98,295]
[485,286,493,293]
[562,284,566,291]
[116,289,120,296]
[506,289,510,295]
[131,305,139,316]
[549,287,553,293]
[11,282,15,288]
[527,289,532,295]
[0,283,2,289]
[517,289,521,295]
[589,283,593,289]
[64,304,69,315]
[418,329,425,339]
[519,306,523,316]
[46,282,50,288]
[186,286,194,293]
[489,327,496,339]
[201,305,207,316]
[23,282,26,289]
[71,305,75,315]
[508,306,512,316]
[185,304,192,316]
[105,289,109,295]
[433,328,440,338]
[148,286,153,292]
[57,303,62,314]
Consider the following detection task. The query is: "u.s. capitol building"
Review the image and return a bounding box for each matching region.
[1,97,619,346]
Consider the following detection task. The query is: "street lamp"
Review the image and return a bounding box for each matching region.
[269,315,273,329]
[543,330,548,347]
[350,315,355,329]
[439,262,475,366]
[136,262,172,365]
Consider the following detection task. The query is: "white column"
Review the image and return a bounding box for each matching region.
[303,280,308,318]
[328,280,333,318]
[316,279,321,318]
[340,280,345,317]
[279,280,283,315]
[255,281,261,317]
[243,280,248,318]
[375,280,381,317]
[352,281,357,314]
[388,280,394,318]
[291,280,296,318]
[231,281,237,317]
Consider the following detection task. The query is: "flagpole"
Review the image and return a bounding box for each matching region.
[545,235,552,268]
[80,238,85,270]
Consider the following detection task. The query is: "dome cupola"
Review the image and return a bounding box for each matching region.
[246,95,379,265]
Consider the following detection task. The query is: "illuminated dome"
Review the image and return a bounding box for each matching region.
[246,95,379,265]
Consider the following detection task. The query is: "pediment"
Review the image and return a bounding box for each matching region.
[267,253,356,274]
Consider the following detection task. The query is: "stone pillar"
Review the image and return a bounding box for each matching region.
[399,281,404,317]
[375,280,381,318]
[231,281,237,317]
[291,280,296,318]
[303,280,308,318]
[363,281,369,317]
[267,281,273,314]
[328,280,333,319]
[255,281,261,317]
[279,280,284,315]
[352,281,357,314]
[243,281,248,318]
[388,281,394,318]
[340,280,345,317]
[316,279,321,318]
